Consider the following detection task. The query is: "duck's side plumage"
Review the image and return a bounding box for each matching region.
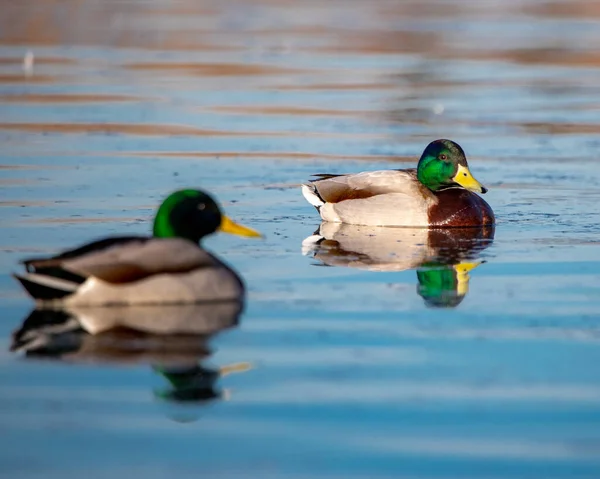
[14,237,243,306]
[302,169,436,227]
[302,169,494,228]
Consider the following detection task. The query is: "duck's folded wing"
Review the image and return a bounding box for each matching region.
[22,236,149,271]
[24,238,217,284]
[310,169,421,203]
[63,238,219,283]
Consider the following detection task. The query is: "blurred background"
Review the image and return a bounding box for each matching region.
[3,0,600,160]
[2,1,600,478]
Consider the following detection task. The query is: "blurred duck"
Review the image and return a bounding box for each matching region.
[13,189,261,306]
[302,139,494,227]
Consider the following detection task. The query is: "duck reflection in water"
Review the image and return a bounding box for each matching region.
[10,302,251,413]
[302,223,494,308]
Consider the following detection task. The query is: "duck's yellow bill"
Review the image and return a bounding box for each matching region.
[454,261,481,275]
[455,261,481,296]
[219,362,252,377]
[453,165,488,194]
[219,216,262,238]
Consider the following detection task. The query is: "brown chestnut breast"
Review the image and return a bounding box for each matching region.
[428,189,495,227]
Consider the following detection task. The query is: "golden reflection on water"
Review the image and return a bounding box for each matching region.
[0,122,388,139]
[0,122,243,136]
[1,0,599,156]
[125,62,309,76]
[1,0,598,59]
[0,93,143,103]
[129,151,410,163]
[0,73,57,83]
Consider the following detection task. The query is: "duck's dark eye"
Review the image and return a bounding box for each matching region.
[440,154,447,161]
[197,203,206,210]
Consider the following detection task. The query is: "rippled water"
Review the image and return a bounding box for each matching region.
[2,0,600,477]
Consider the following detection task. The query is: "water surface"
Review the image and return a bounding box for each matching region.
[2,0,600,477]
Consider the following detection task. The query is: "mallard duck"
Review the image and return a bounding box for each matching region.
[302,139,494,227]
[13,189,261,307]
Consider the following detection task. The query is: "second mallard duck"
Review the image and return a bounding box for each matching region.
[13,189,261,307]
[302,139,494,227]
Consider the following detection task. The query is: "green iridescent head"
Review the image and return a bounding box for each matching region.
[152,189,261,243]
[417,139,487,194]
[416,261,480,308]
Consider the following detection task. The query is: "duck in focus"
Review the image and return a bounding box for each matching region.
[13,189,261,307]
[301,139,494,227]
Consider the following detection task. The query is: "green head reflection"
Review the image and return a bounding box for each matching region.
[416,261,481,308]
[153,362,252,403]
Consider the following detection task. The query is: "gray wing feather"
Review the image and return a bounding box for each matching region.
[63,238,217,283]
[312,169,424,203]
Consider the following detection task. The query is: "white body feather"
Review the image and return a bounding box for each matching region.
[302,170,435,227]
[301,184,324,208]
[62,268,242,307]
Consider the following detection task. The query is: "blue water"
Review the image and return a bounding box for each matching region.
[2,0,600,477]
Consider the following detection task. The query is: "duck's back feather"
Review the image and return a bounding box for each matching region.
[309,169,425,203]
[58,238,219,284]
[23,236,149,270]
[306,169,435,226]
